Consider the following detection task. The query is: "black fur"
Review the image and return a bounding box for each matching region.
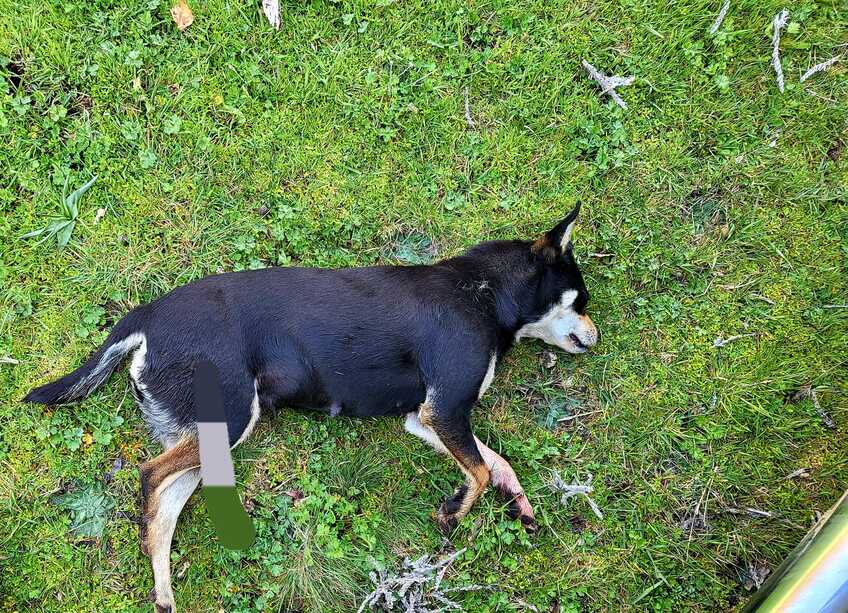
[25,216,590,448]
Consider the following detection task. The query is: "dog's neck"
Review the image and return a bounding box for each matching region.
[441,243,542,344]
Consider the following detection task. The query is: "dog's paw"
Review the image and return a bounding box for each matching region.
[495,485,537,533]
[150,588,175,613]
[435,509,459,535]
[519,513,538,534]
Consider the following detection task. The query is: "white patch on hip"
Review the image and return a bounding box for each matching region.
[233,380,261,449]
[478,353,497,399]
[127,333,185,447]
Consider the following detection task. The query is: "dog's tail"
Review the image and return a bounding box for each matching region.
[24,309,148,406]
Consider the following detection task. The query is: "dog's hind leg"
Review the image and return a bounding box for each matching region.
[146,468,201,613]
[139,437,200,556]
[139,437,201,613]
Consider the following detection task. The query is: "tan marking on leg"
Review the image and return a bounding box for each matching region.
[407,408,490,526]
[475,436,535,523]
[451,459,490,518]
[147,468,200,613]
[141,438,200,509]
[140,438,201,552]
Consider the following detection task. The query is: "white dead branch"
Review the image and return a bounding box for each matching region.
[357,548,484,612]
[771,10,790,93]
[713,333,757,348]
[548,471,604,519]
[725,507,773,518]
[262,0,281,30]
[709,0,730,34]
[581,61,635,109]
[784,467,811,480]
[800,56,841,82]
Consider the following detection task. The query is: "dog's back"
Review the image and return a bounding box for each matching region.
[25,260,502,445]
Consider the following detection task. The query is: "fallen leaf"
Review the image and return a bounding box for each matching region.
[262,0,280,30]
[52,482,115,538]
[170,0,194,31]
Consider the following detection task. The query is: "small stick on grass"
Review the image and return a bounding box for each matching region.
[791,386,836,429]
[548,470,604,519]
[581,60,635,109]
[810,389,836,429]
[709,0,730,34]
[800,55,841,83]
[784,467,811,480]
[713,333,757,347]
[357,548,483,612]
[463,87,476,129]
[724,507,773,518]
[771,9,790,93]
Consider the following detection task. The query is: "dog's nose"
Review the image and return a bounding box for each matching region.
[579,316,598,347]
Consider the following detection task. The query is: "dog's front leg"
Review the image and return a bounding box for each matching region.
[475,437,537,531]
[406,401,490,533]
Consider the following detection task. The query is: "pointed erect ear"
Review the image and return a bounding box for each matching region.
[532,202,581,261]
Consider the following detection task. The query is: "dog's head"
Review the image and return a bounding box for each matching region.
[516,203,598,354]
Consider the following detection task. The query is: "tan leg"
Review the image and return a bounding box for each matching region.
[405,412,535,529]
[139,437,200,555]
[405,409,490,532]
[147,468,201,613]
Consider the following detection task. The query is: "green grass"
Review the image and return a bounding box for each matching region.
[1,0,847,610]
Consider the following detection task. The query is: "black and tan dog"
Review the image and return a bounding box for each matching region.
[25,204,597,612]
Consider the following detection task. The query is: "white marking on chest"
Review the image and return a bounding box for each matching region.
[478,353,497,399]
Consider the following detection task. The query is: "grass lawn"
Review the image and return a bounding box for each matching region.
[1,0,847,610]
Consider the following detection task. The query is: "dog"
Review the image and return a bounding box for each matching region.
[25,203,597,612]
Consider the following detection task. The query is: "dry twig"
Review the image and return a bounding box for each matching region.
[713,333,757,347]
[800,55,840,82]
[357,548,484,612]
[709,0,730,34]
[581,61,635,109]
[784,467,811,480]
[771,10,790,93]
[548,471,603,519]
[262,0,281,30]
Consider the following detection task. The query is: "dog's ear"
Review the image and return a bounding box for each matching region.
[532,202,580,262]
